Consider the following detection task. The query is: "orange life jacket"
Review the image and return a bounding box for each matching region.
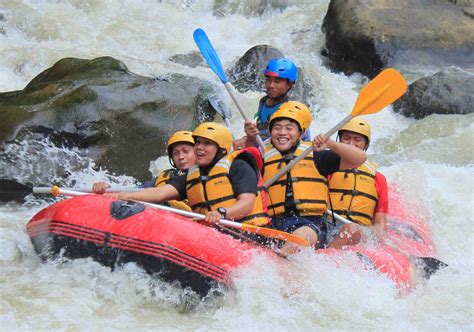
[263,142,328,216]
[186,148,269,226]
[154,168,192,212]
[329,160,378,226]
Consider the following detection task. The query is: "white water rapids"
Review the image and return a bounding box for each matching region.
[0,1,473,330]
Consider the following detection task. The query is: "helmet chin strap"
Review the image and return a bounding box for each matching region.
[279,139,300,157]
[203,148,227,171]
[168,156,176,169]
[214,148,226,162]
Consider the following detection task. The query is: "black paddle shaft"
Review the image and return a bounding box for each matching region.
[0,179,33,202]
[414,256,448,279]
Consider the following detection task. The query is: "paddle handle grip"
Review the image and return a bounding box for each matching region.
[224,82,266,150]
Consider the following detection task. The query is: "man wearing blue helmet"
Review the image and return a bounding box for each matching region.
[234,58,310,150]
[256,58,298,139]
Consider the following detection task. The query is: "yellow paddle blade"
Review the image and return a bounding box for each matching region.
[352,68,407,117]
[241,224,311,247]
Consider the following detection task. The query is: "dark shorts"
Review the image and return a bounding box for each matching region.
[271,215,327,249]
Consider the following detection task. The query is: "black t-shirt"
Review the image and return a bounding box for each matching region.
[167,158,258,200]
[313,149,341,177]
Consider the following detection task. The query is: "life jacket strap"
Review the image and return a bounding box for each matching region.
[333,209,373,224]
[190,194,236,210]
[329,188,378,202]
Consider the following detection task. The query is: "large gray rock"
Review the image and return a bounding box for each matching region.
[322,0,474,77]
[393,69,474,119]
[228,45,284,93]
[228,45,313,104]
[0,56,217,181]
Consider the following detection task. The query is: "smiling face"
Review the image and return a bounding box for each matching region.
[270,118,301,152]
[339,131,368,151]
[193,136,219,167]
[170,143,196,170]
[265,76,292,100]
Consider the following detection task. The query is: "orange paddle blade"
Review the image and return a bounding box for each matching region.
[352,68,407,117]
[241,224,311,247]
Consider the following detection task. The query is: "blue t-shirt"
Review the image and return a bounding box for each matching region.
[259,102,282,126]
[256,99,312,142]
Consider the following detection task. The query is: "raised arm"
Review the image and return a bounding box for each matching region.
[105,184,181,203]
[313,133,367,170]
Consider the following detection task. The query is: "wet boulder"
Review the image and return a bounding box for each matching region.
[228,45,313,104]
[393,69,474,119]
[0,56,217,181]
[228,45,284,93]
[321,0,474,78]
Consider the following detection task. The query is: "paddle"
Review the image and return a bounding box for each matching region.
[48,186,311,247]
[263,68,407,189]
[328,209,447,279]
[193,28,266,150]
[208,95,232,128]
[0,179,142,202]
[0,179,32,202]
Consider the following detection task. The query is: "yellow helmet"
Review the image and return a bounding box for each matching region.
[338,117,371,147]
[192,122,233,153]
[166,130,194,155]
[269,101,312,133]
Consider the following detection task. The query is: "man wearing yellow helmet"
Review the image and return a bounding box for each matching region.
[103,122,269,227]
[327,117,389,249]
[149,131,196,187]
[92,130,196,191]
[246,101,367,254]
[92,130,196,211]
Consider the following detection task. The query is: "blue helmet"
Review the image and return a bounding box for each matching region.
[264,58,298,83]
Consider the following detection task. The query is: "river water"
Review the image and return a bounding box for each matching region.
[0,1,473,330]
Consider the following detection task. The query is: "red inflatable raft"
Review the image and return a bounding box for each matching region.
[26,187,440,296]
